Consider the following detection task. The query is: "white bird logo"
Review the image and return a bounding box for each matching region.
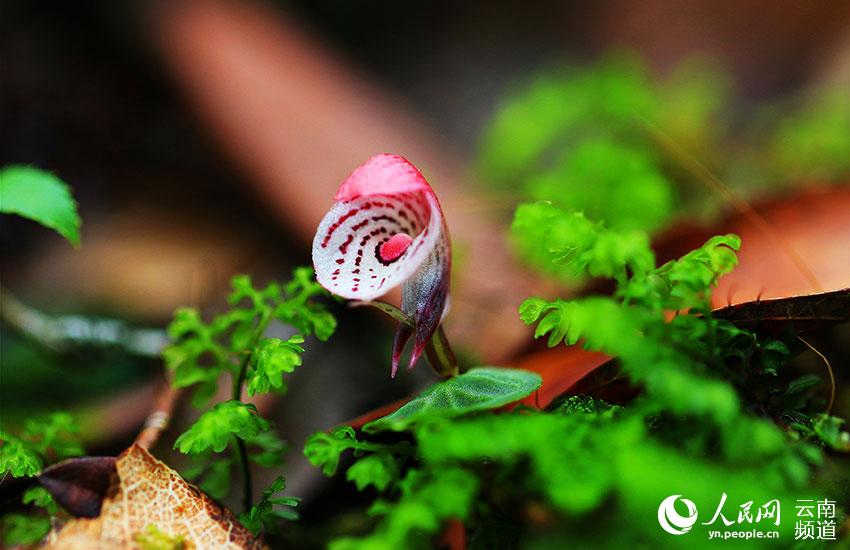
[658,495,698,535]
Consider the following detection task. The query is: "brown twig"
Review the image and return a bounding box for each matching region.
[796,335,836,414]
[134,377,182,451]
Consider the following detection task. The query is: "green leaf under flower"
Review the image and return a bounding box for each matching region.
[363,367,542,433]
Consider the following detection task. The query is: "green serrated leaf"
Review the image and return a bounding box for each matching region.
[166,308,203,339]
[23,412,84,460]
[518,297,550,324]
[1,413,83,479]
[174,401,270,455]
[246,336,305,396]
[363,367,542,433]
[304,426,358,476]
[239,475,299,535]
[0,436,42,477]
[346,453,399,492]
[512,202,655,284]
[22,487,57,514]
[0,165,81,247]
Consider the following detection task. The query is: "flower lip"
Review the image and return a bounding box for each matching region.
[378,233,414,263]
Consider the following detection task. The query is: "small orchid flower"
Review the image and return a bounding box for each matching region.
[312,154,452,377]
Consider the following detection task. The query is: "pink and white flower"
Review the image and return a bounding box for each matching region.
[312,154,451,376]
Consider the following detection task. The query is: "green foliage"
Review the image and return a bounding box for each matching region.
[275,267,339,341]
[165,269,335,408]
[526,138,674,233]
[363,367,541,433]
[420,413,621,513]
[478,51,848,256]
[1,487,58,546]
[240,476,300,535]
[0,439,41,478]
[0,165,81,247]
[133,524,186,550]
[167,268,335,535]
[0,170,83,544]
[304,426,410,477]
[0,412,83,478]
[810,415,850,451]
[305,194,848,546]
[346,453,399,492]
[477,54,661,189]
[331,468,478,550]
[476,54,733,235]
[511,197,847,538]
[555,394,623,418]
[512,202,654,283]
[514,203,740,305]
[625,234,740,311]
[0,415,82,546]
[1,513,52,546]
[791,413,850,452]
[766,88,850,183]
[22,487,57,514]
[174,400,269,455]
[304,426,359,476]
[517,208,780,427]
[247,336,305,396]
[182,431,287,500]
[409,404,826,547]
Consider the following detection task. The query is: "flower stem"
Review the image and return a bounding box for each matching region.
[232,353,254,512]
[231,310,273,512]
[233,353,250,400]
[425,326,459,377]
[234,435,252,513]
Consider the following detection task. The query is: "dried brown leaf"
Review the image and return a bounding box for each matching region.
[714,287,850,333]
[46,445,264,550]
[39,456,116,518]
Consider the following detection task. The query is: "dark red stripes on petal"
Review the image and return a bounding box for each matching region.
[321,207,360,248]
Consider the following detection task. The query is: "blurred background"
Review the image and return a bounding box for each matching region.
[1,0,848,545]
